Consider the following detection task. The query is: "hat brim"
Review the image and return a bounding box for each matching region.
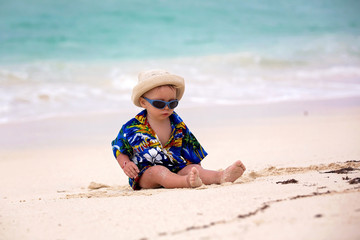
[132,74,185,107]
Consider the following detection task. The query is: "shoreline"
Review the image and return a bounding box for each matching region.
[1,96,359,149]
[2,95,359,124]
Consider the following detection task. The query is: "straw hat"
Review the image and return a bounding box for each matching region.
[132,69,185,107]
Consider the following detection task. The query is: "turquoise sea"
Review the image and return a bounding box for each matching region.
[1,0,360,122]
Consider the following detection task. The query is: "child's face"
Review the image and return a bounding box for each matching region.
[140,86,177,121]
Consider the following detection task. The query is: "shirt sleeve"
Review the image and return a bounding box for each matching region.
[181,128,208,164]
[111,125,133,159]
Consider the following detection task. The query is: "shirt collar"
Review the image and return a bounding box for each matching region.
[135,109,183,126]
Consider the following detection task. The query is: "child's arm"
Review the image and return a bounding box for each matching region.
[116,153,139,179]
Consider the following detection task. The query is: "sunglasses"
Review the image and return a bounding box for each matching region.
[143,97,179,110]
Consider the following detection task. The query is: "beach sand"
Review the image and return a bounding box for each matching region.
[1,97,360,240]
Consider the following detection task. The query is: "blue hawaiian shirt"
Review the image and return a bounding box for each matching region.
[112,110,207,189]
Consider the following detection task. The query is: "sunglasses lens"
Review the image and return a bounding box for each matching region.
[169,100,178,109]
[152,101,166,109]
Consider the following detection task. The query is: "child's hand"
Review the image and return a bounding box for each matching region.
[117,153,140,179]
[122,161,140,179]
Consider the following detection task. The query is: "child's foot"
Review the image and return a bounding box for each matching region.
[187,167,203,188]
[221,160,246,183]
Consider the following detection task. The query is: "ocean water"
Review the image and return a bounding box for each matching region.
[1,0,360,123]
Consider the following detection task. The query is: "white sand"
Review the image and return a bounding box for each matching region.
[1,97,360,240]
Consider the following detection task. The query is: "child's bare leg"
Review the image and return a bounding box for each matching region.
[139,165,202,189]
[178,161,246,185]
[220,160,246,183]
[178,164,222,185]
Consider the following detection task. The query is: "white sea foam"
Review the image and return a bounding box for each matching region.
[1,53,360,124]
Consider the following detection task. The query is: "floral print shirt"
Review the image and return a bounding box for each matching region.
[111,110,207,189]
